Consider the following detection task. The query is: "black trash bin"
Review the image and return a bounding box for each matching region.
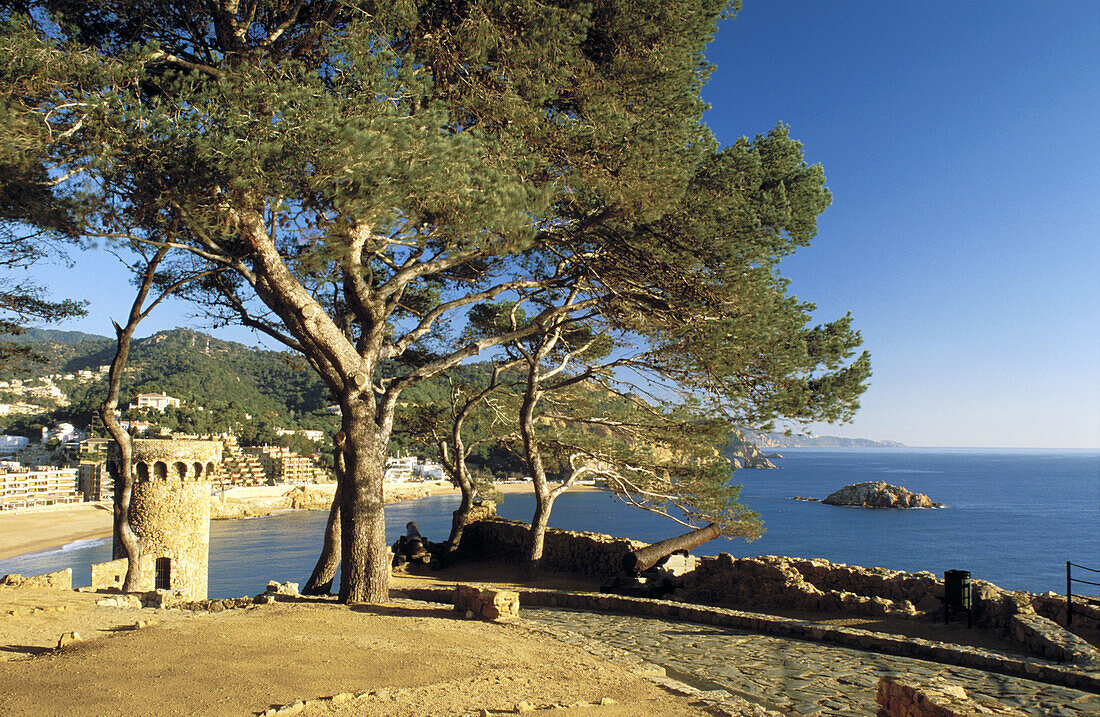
[944,569,972,626]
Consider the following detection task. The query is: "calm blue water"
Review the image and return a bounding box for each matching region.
[2,449,1097,598]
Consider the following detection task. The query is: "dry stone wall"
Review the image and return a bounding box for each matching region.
[459,517,646,579]
[875,676,1025,716]
[462,518,1100,667]
[0,569,71,590]
[91,556,155,592]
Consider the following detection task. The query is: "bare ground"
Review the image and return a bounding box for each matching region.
[0,582,716,717]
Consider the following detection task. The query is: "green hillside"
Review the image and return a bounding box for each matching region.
[0,329,776,473]
[0,328,337,443]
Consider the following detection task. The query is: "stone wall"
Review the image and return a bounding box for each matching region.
[679,554,930,618]
[1033,592,1100,630]
[0,569,71,590]
[462,517,1100,667]
[459,517,646,579]
[876,676,1024,716]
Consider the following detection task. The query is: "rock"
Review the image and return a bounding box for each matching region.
[725,431,779,469]
[264,580,300,597]
[282,487,334,511]
[57,631,82,649]
[455,585,519,622]
[940,684,967,700]
[209,499,273,520]
[822,481,935,509]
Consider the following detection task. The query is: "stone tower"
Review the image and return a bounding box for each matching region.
[107,438,222,600]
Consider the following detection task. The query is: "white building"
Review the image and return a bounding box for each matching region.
[274,428,325,442]
[384,456,417,483]
[416,461,445,480]
[134,392,181,411]
[0,467,81,510]
[0,435,30,456]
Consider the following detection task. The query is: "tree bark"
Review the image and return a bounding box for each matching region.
[338,401,390,603]
[443,418,476,559]
[521,487,555,580]
[445,488,474,565]
[302,440,344,595]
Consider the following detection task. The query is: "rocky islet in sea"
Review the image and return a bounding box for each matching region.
[820,480,941,509]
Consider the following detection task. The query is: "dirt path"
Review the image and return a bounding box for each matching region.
[0,585,715,717]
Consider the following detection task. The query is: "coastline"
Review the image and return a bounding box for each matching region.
[0,503,114,561]
[0,480,596,563]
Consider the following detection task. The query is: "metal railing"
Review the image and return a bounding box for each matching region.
[1066,561,1100,627]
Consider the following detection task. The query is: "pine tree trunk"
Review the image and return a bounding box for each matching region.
[445,488,474,565]
[302,480,342,595]
[521,489,554,580]
[105,436,143,591]
[338,403,389,603]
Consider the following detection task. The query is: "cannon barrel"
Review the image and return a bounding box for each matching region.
[622,523,720,575]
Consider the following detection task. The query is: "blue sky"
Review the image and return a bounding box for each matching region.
[25,2,1100,448]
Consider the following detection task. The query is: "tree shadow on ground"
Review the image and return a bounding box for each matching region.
[1,644,52,656]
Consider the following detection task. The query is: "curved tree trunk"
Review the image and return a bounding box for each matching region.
[104,429,143,590]
[444,488,474,566]
[443,420,477,561]
[521,488,554,580]
[99,247,174,593]
[302,441,344,595]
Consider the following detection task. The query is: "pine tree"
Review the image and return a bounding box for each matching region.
[0,1,868,602]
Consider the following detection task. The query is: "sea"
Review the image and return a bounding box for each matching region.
[2,448,1097,600]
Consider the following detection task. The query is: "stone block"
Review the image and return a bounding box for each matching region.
[57,631,82,649]
[454,584,519,622]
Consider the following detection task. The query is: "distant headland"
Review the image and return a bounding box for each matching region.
[743,431,905,449]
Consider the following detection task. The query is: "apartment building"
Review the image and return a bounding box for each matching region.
[0,467,81,511]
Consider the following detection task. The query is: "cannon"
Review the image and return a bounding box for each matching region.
[603,523,719,598]
[621,523,720,576]
[392,521,434,568]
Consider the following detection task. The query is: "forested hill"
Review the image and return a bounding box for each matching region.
[0,327,491,445]
[0,328,336,439]
[14,328,112,346]
[1,328,786,467]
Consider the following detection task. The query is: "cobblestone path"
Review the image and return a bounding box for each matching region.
[524,608,1100,717]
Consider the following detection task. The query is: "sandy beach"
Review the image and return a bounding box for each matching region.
[0,504,114,561]
[0,480,596,563]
